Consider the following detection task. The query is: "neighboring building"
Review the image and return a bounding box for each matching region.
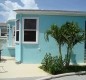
[2,20,15,57]
[0,23,7,50]
[7,19,15,48]
[2,10,86,64]
[0,23,7,39]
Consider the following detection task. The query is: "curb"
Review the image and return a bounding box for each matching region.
[36,71,86,80]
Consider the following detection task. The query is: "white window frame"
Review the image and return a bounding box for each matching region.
[22,17,39,44]
[12,26,15,46]
[7,24,10,47]
[15,19,20,43]
[7,24,10,36]
[0,27,7,38]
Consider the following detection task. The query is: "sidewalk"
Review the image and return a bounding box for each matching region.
[0,56,50,79]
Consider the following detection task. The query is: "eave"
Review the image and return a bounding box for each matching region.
[14,9,86,16]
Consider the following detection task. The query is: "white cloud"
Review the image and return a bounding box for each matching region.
[21,0,38,9]
[0,0,39,22]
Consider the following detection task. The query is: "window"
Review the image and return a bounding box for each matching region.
[16,20,19,41]
[13,27,15,36]
[0,27,7,37]
[1,28,7,36]
[23,18,38,43]
[7,26,9,36]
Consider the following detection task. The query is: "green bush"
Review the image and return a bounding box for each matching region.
[65,65,86,72]
[40,53,86,75]
[40,53,52,71]
[40,53,64,74]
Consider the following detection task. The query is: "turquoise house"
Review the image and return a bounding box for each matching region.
[2,20,15,57]
[2,10,86,64]
[0,23,7,50]
[0,23,7,39]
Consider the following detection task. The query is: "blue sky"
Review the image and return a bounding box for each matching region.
[0,0,86,22]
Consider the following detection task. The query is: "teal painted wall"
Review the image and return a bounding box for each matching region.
[2,47,15,57]
[7,20,15,46]
[16,14,85,63]
[15,14,22,62]
[15,44,22,62]
[1,20,15,57]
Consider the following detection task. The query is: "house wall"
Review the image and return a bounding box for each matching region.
[1,20,15,57]
[2,48,15,57]
[15,14,85,64]
[0,24,7,51]
[7,20,15,47]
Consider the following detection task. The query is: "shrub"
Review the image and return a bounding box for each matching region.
[40,53,52,71]
[40,53,86,75]
[65,65,86,72]
[40,53,64,74]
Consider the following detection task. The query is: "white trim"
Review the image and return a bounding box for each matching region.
[12,26,15,46]
[0,29,1,36]
[15,20,16,43]
[15,19,20,43]
[70,63,86,66]
[0,27,7,38]
[14,9,86,16]
[0,37,7,39]
[7,24,10,47]
[22,17,39,44]
[8,46,15,49]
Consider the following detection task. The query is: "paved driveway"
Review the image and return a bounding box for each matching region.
[51,75,86,80]
[0,56,50,79]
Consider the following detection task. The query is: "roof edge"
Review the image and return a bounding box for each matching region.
[14,9,86,16]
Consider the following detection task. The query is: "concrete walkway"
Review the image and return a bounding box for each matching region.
[37,71,86,80]
[51,75,86,80]
[0,56,50,79]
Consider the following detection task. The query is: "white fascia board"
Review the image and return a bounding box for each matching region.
[14,10,86,16]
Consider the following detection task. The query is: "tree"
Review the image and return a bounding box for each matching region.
[45,24,64,61]
[61,22,84,66]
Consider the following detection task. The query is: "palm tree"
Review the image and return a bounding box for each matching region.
[45,24,64,61]
[61,22,84,66]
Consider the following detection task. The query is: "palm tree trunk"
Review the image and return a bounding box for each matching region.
[66,46,70,66]
[68,45,73,65]
[59,44,62,61]
[66,44,73,66]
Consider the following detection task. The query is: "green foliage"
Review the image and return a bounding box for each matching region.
[40,53,64,74]
[65,65,86,72]
[40,53,86,74]
[44,24,64,61]
[41,53,52,71]
[61,22,84,66]
[42,22,85,74]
